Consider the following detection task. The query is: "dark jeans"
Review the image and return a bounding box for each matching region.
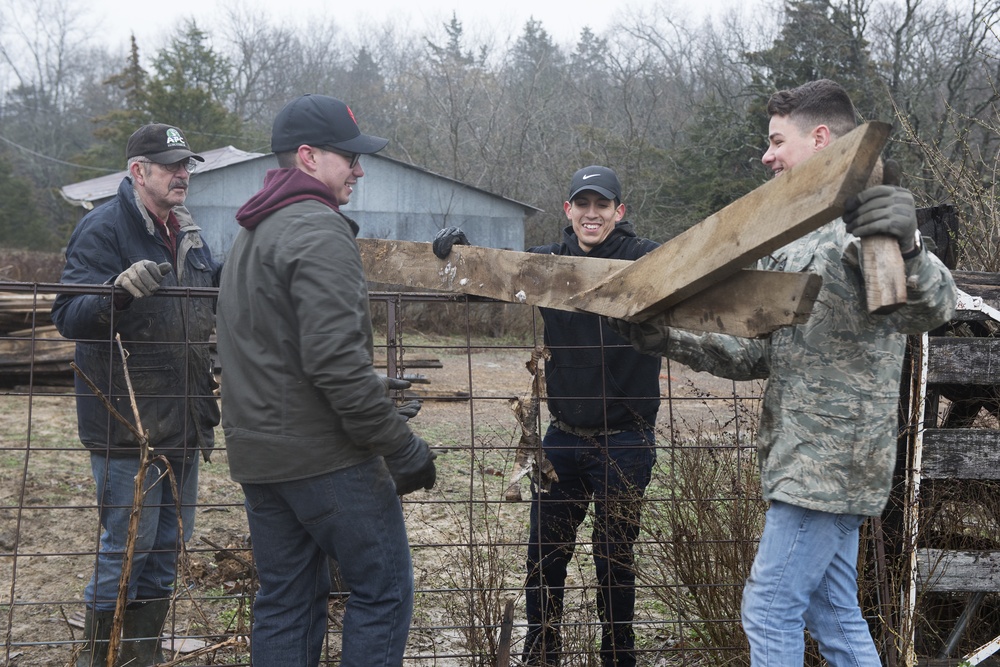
[523,426,655,667]
[241,457,413,667]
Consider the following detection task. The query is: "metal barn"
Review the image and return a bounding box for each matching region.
[60,147,538,260]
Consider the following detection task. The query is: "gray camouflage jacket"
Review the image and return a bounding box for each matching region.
[633,220,956,516]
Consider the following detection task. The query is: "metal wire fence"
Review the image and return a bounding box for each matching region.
[2,282,903,667]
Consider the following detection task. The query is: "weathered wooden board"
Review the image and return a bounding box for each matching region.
[361,123,890,334]
[927,338,1000,385]
[567,121,891,319]
[361,239,625,310]
[650,269,821,338]
[917,549,1000,592]
[921,429,1000,479]
[954,270,1000,314]
[861,235,907,313]
[359,238,821,338]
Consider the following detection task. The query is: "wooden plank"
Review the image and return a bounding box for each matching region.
[916,549,1000,592]
[359,239,821,338]
[860,159,907,314]
[921,429,1000,479]
[361,239,626,309]
[0,292,56,333]
[954,270,1000,311]
[927,338,1000,385]
[645,270,821,338]
[861,235,907,313]
[567,122,891,319]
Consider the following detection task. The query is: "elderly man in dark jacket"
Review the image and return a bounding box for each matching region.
[52,123,220,667]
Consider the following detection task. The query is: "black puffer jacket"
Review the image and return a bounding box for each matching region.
[529,221,662,431]
[51,177,221,462]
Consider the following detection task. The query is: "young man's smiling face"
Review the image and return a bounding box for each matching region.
[564,190,625,253]
[312,147,363,206]
[762,114,830,177]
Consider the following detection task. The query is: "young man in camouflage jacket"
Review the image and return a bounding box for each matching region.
[613,79,956,666]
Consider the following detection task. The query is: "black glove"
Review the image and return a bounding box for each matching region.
[114,260,172,298]
[379,375,411,393]
[432,226,470,259]
[378,375,422,420]
[385,434,437,495]
[843,185,919,253]
[395,399,423,421]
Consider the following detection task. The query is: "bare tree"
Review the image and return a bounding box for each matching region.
[0,0,119,238]
[218,3,304,143]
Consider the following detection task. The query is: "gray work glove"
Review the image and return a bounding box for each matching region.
[606,317,671,356]
[843,185,919,253]
[379,375,423,421]
[115,260,172,298]
[385,433,437,495]
[432,226,470,259]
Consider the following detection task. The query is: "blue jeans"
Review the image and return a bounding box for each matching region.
[85,453,198,611]
[524,426,655,667]
[241,457,413,667]
[741,501,882,666]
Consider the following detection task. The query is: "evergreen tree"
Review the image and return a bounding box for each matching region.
[76,36,151,171]
[405,13,494,181]
[345,47,390,134]
[426,14,478,67]
[660,98,765,237]
[0,149,56,249]
[744,0,882,121]
[144,20,243,151]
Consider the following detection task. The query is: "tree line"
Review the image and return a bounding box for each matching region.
[1,0,999,271]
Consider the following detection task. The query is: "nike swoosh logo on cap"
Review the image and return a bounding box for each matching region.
[581,174,600,179]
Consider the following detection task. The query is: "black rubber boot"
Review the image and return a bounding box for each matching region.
[118,598,169,666]
[77,608,116,667]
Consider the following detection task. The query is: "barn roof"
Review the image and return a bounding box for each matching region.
[59,146,266,209]
[60,146,540,214]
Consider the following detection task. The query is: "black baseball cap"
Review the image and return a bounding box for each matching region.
[271,94,388,154]
[567,165,622,202]
[126,124,204,164]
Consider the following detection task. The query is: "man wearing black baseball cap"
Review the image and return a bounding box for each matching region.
[433,166,662,666]
[269,93,389,155]
[126,122,205,165]
[52,122,220,667]
[216,95,434,667]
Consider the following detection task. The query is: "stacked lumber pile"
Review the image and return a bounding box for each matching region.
[0,293,74,389]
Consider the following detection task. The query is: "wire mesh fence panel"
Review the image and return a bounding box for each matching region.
[0,284,822,667]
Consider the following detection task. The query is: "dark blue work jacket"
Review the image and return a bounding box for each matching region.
[52,177,220,462]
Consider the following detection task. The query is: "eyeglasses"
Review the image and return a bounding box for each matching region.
[317,146,361,169]
[138,158,199,173]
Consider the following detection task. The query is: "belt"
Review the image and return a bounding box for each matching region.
[550,419,630,438]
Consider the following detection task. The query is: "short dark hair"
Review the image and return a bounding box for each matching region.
[766,79,857,139]
[275,151,297,169]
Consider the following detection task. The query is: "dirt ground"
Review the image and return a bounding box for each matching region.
[0,332,759,666]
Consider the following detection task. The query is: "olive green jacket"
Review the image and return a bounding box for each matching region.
[216,199,412,484]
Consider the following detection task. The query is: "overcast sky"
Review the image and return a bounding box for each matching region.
[85,0,745,51]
